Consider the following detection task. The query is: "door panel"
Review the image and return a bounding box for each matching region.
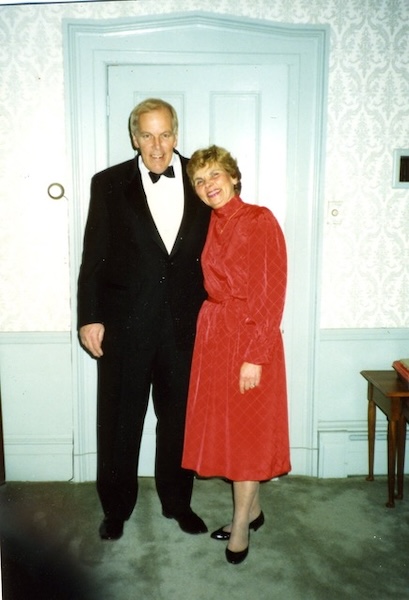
[108,63,288,222]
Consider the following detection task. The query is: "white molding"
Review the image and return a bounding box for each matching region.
[4,434,73,482]
[0,331,71,344]
[5,434,72,446]
[289,447,318,476]
[0,331,74,481]
[320,328,409,341]
[64,12,329,480]
[318,419,386,433]
[318,426,409,478]
[316,329,409,477]
[73,450,96,483]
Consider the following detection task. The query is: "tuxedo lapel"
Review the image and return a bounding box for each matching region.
[123,153,201,257]
[124,158,168,254]
[169,158,199,257]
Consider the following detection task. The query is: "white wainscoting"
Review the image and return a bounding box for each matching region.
[0,332,73,481]
[317,328,409,478]
[1,329,409,481]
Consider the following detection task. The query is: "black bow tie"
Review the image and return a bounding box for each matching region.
[148,165,175,183]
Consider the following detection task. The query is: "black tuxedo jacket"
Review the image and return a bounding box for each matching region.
[77,152,211,351]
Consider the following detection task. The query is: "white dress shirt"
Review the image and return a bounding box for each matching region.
[140,154,184,254]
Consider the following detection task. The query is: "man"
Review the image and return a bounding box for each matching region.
[77,98,211,540]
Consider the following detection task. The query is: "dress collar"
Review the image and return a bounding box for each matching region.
[213,195,243,219]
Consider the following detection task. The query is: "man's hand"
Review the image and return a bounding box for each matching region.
[239,362,262,394]
[79,323,105,358]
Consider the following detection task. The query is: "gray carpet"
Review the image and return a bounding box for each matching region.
[0,476,408,599]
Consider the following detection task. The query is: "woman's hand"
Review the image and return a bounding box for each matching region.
[239,362,262,394]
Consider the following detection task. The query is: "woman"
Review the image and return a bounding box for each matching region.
[182,145,290,565]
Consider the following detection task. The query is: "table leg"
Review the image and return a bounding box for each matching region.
[396,414,406,500]
[386,419,397,508]
[366,395,376,482]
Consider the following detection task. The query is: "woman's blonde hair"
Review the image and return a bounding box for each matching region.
[187,145,242,195]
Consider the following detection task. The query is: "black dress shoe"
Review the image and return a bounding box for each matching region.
[99,518,124,540]
[225,537,250,565]
[211,511,265,541]
[163,510,208,534]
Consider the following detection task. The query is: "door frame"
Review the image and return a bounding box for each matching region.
[64,12,329,480]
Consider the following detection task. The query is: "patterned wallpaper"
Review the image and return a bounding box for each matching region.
[0,0,408,331]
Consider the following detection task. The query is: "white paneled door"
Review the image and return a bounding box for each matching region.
[66,14,328,479]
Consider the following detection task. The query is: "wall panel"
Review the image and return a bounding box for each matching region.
[0,333,73,481]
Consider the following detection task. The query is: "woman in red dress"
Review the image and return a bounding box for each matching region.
[182,145,290,564]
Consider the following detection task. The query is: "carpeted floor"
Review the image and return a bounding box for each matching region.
[0,476,408,599]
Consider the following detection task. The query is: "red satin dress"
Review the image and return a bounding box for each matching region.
[182,196,291,481]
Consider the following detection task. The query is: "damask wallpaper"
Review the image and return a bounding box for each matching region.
[0,0,408,331]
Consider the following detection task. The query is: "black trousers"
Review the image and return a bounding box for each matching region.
[96,307,195,520]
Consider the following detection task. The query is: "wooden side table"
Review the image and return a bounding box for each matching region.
[361,370,409,507]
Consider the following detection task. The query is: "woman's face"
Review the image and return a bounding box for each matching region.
[192,162,238,209]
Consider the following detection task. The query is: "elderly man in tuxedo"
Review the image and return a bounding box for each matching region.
[77,98,210,540]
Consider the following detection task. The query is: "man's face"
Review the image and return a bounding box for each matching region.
[132,107,177,174]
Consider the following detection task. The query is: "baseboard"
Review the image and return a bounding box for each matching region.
[4,434,73,481]
[318,423,409,478]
